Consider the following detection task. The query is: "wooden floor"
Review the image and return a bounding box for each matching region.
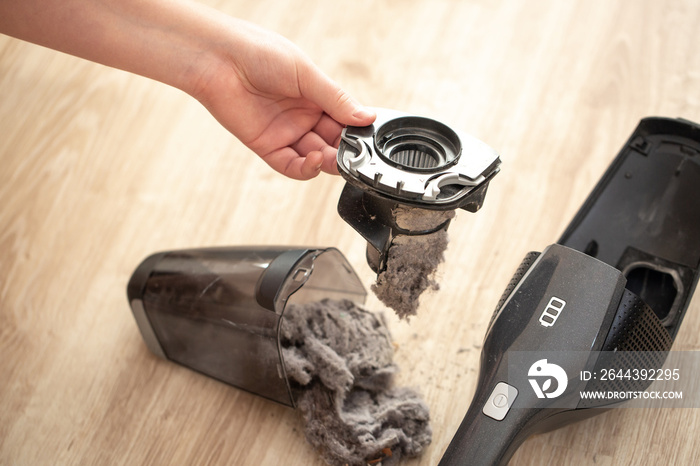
[2,0,700,464]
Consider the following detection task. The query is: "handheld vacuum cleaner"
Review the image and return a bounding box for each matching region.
[439,117,700,465]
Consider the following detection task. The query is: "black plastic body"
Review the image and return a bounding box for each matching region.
[559,117,700,338]
[439,245,629,465]
[127,247,366,407]
[440,117,700,465]
[337,183,456,272]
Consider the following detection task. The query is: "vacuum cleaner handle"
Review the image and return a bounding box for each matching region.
[438,370,536,466]
[439,252,546,465]
[439,244,629,465]
[441,117,700,465]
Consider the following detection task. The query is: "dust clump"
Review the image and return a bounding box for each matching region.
[372,207,454,319]
[281,299,432,466]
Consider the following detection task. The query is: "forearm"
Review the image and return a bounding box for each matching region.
[1,0,376,180]
[0,0,238,96]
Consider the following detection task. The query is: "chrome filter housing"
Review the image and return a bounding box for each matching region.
[336,108,501,272]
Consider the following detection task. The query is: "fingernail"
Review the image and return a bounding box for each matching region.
[352,107,375,120]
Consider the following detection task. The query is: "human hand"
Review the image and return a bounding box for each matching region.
[189,19,376,180]
[0,0,375,180]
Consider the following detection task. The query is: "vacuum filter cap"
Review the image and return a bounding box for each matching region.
[337,108,501,208]
[336,108,501,272]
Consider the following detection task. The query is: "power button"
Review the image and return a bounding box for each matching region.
[482,382,518,420]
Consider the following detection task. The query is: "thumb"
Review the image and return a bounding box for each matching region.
[299,62,376,127]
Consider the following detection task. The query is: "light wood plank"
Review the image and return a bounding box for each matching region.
[2,0,700,464]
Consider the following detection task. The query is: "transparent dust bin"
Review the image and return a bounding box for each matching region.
[127,247,366,407]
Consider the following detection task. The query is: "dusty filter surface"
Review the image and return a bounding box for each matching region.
[372,207,454,319]
[281,299,432,465]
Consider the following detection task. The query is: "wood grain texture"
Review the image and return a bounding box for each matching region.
[2,0,700,464]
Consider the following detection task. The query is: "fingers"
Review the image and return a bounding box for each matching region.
[298,61,376,127]
[260,127,341,180]
[312,114,344,146]
[292,131,339,175]
[261,146,324,180]
[319,146,340,175]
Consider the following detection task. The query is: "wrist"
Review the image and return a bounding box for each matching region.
[149,2,240,98]
[176,14,261,101]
